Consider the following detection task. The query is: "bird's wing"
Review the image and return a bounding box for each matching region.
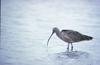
[61,30,84,42]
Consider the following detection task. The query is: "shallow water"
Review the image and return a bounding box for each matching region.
[1,0,100,65]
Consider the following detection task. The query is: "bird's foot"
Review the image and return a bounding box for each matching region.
[70,43,73,52]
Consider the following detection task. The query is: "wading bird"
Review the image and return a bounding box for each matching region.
[47,27,93,51]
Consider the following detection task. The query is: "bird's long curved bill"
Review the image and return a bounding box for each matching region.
[47,32,54,47]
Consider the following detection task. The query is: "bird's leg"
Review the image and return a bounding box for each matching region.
[71,43,73,51]
[67,43,69,52]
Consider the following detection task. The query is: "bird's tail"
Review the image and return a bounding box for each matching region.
[83,35,93,40]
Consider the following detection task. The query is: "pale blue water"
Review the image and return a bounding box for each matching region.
[1,0,100,65]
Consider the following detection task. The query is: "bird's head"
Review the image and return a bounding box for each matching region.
[53,27,59,32]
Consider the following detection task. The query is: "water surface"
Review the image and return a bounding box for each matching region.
[1,0,100,65]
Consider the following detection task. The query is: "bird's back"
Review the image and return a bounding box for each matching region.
[61,30,93,43]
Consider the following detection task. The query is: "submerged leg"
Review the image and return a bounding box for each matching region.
[71,43,73,51]
[67,43,69,52]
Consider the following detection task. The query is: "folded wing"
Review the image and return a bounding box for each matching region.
[61,30,93,43]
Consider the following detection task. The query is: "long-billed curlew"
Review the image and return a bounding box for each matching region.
[47,27,93,51]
